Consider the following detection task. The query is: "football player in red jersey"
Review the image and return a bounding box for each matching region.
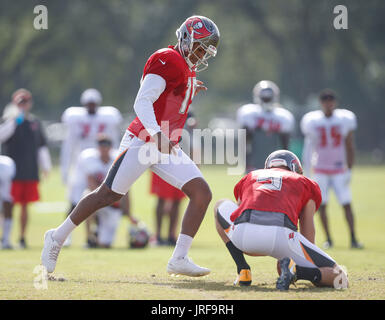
[42,16,220,277]
[214,150,348,290]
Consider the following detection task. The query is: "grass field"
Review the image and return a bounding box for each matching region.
[0,165,385,300]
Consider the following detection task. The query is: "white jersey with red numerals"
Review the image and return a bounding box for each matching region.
[237,103,294,134]
[237,103,294,170]
[68,148,119,204]
[128,46,196,143]
[300,108,357,174]
[60,106,122,183]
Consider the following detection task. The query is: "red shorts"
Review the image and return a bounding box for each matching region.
[150,172,185,200]
[11,180,40,204]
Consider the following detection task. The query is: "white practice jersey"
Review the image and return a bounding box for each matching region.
[237,103,294,134]
[0,155,16,202]
[60,106,122,183]
[300,108,357,174]
[237,103,294,169]
[68,148,119,204]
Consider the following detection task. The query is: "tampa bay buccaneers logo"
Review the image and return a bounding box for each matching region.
[291,158,303,174]
[186,17,212,39]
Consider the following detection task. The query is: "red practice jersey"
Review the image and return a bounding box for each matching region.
[231,168,322,227]
[128,46,196,143]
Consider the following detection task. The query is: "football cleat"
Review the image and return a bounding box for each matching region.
[233,269,252,286]
[351,240,364,249]
[167,256,210,277]
[41,229,63,273]
[276,257,297,291]
[19,238,27,249]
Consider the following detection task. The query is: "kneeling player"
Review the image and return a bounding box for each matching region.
[214,150,348,290]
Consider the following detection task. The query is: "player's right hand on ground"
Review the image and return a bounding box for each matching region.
[153,131,177,156]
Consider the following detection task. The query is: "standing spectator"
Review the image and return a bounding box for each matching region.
[0,89,52,248]
[300,89,363,249]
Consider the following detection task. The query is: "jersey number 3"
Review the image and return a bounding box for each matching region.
[253,171,283,191]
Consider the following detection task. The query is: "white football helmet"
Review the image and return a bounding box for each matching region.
[253,80,280,111]
[80,88,102,106]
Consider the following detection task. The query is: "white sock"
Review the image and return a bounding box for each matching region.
[53,217,76,245]
[2,218,12,245]
[171,234,193,259]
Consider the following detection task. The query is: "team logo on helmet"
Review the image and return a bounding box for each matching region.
[265,149,303,175]
[186,17,212,39]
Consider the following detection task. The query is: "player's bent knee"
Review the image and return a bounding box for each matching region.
[183,177,212,205]
[97,183,123,206]
[213,199,231,218]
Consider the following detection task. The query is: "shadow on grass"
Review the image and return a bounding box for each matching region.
[150,279,336,293]
[71,276,336,294]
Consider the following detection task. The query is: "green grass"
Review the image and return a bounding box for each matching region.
[1,165,385,299]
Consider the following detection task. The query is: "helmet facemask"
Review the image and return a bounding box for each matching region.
[253,80,280,111]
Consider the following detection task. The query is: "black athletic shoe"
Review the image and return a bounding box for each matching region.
[156,237,167,246]
[19,238,27,249]
[276,258,297,291]
[351,240,364,249]
[166,237,177,246]
[85,238,98,249]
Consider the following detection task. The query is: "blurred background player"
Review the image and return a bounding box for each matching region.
[150,111,198,246]
[60,88,123,246]
[301,89,363,250]
[237,80,295,172]
[0,155,16,249]
[71,134,137,248]
[214,150,348,290]
[0,89,51,249]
